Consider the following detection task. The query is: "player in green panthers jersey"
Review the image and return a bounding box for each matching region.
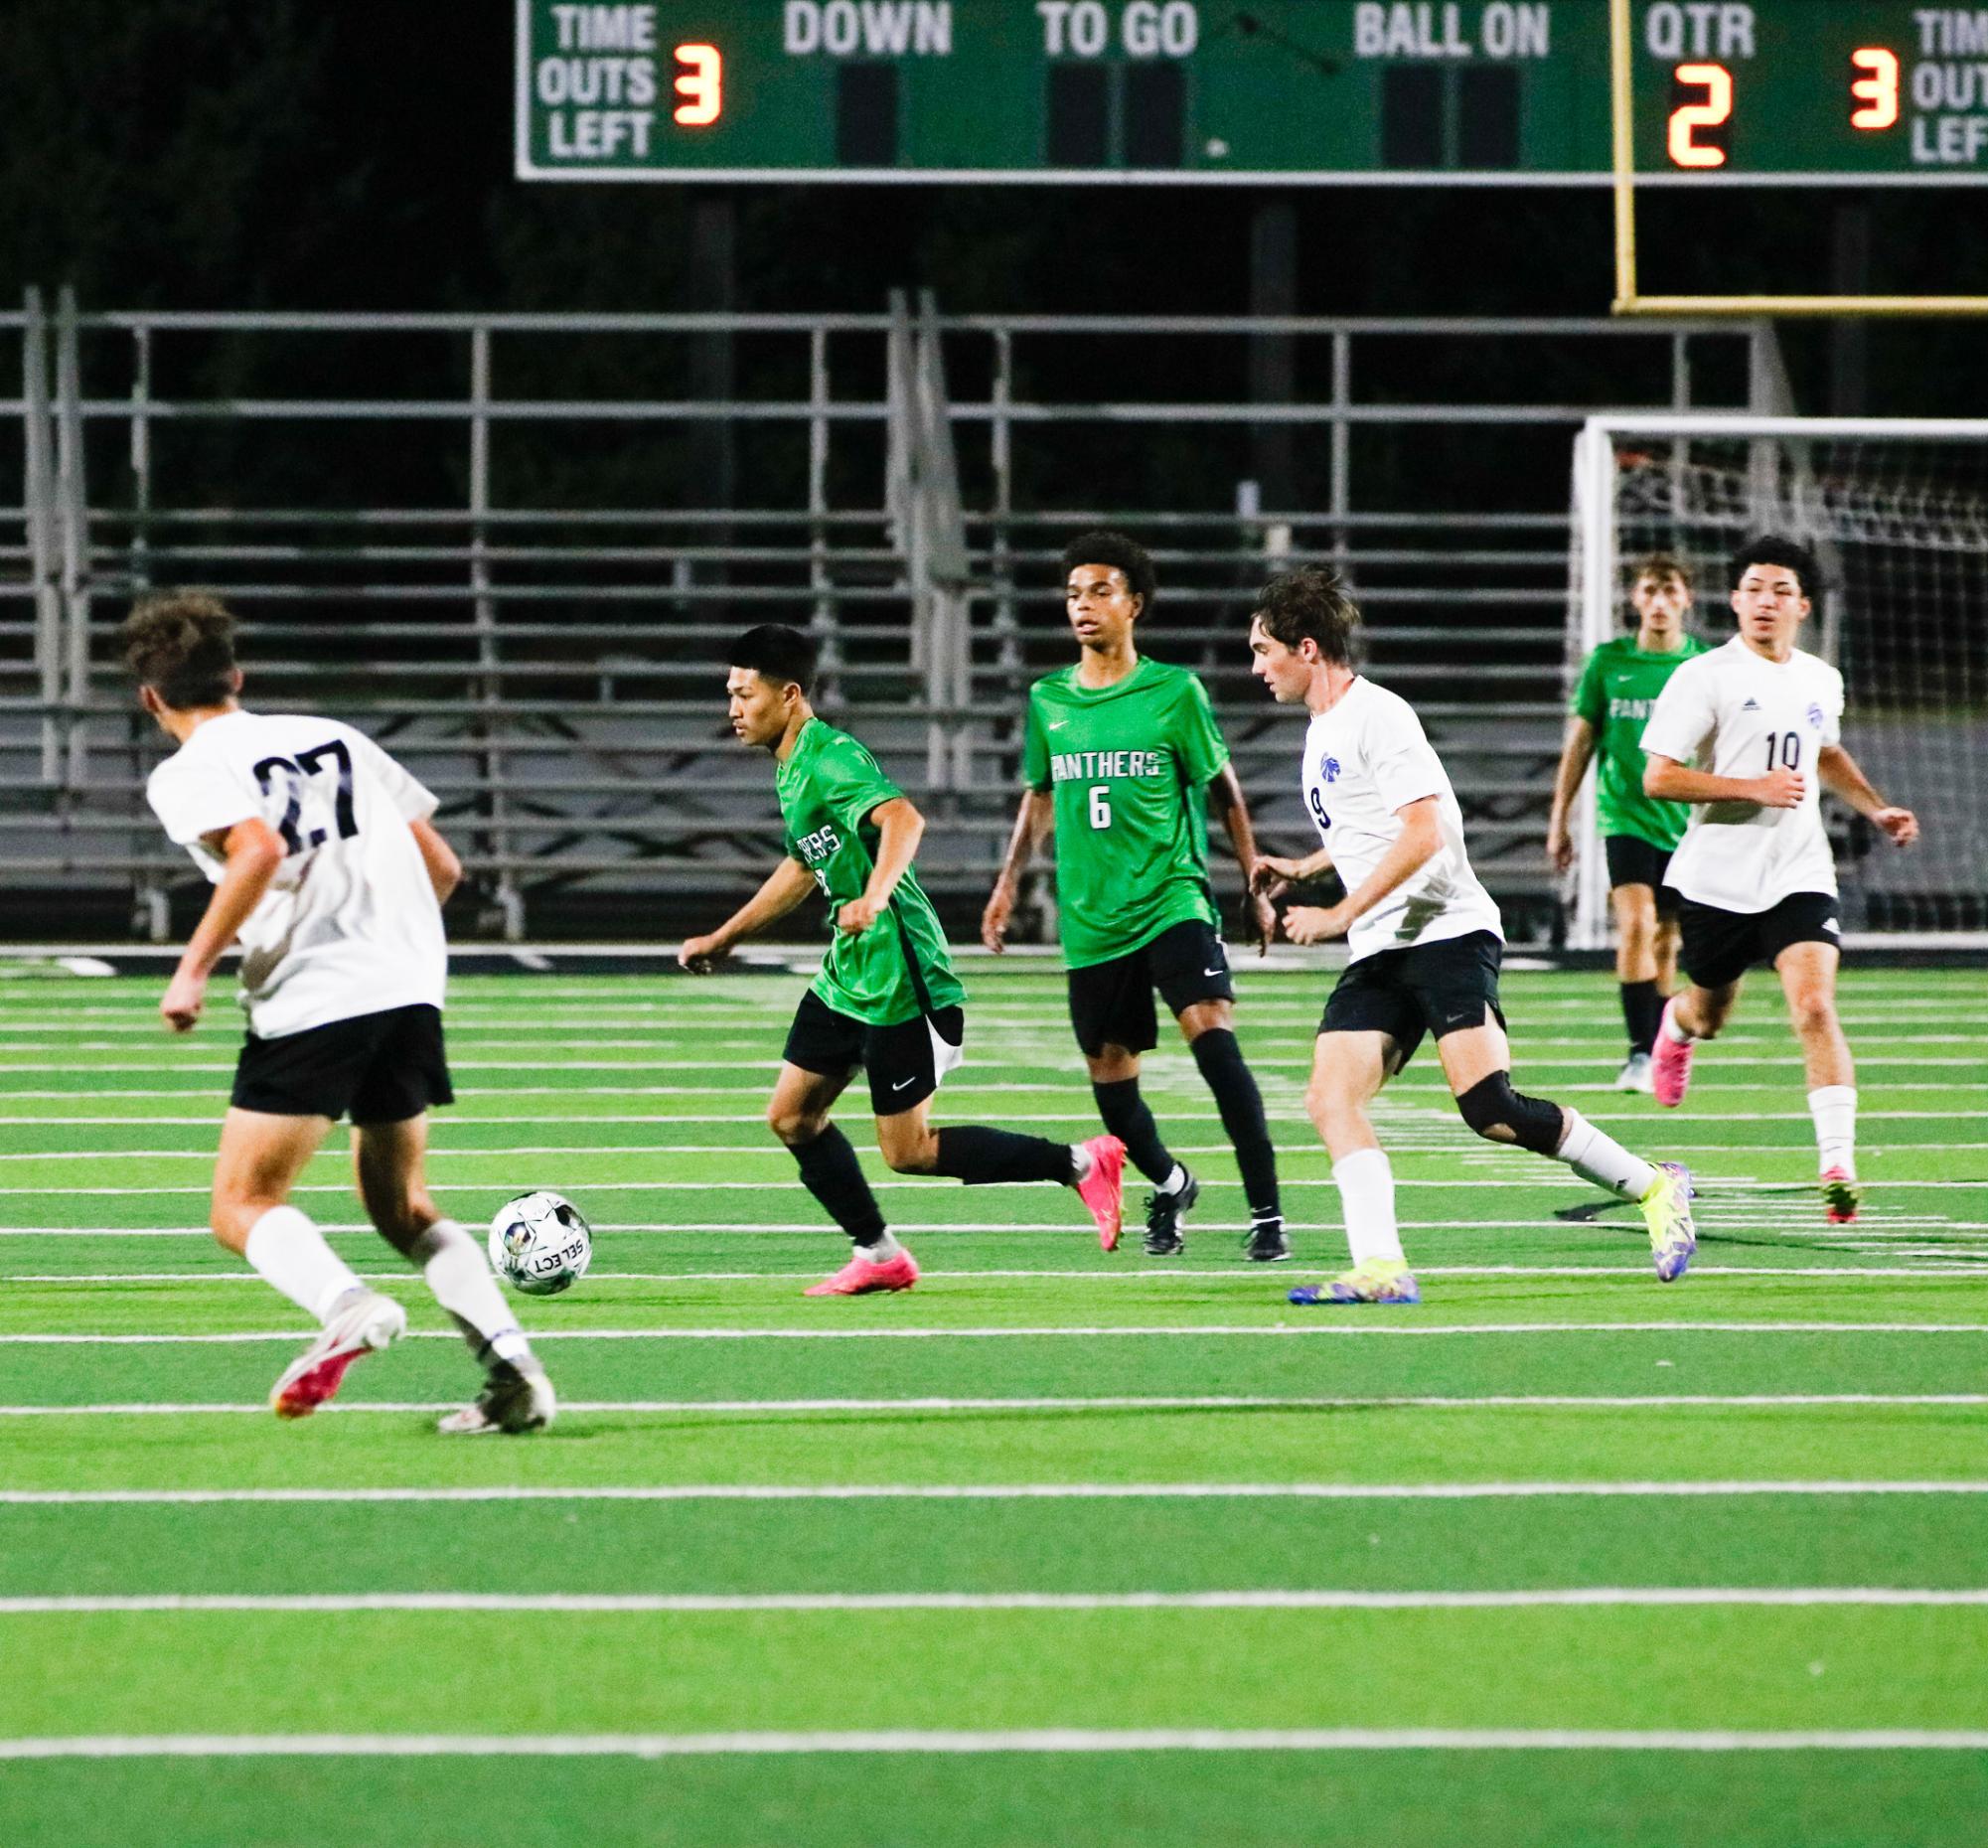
[982,532,1286,1263]
[680,625,1126,1296]
[1548,553,1710,1091]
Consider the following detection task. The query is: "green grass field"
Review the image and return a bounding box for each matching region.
[1,958,1984,1846]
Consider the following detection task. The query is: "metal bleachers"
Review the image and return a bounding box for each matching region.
[0,290,1782,942]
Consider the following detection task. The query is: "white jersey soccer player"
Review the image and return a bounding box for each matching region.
[126,593,554,1431]
[1246,567,1697,1303]
[1640,538,1920,1224]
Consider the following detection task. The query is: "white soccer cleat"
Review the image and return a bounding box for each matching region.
[438,1361,557,1435]
[269,1289,406,1420]
[1615,1052,1655,1093]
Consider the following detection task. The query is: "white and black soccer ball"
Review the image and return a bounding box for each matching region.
[488,1190,593,1297]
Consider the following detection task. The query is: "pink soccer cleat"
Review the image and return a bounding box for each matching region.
[1075,1135,1128,1251]
[804,1249,920,1297]
[1821,1168,1863,1225]
[1650,1001,1697,1109]
[269,1289,406,1420]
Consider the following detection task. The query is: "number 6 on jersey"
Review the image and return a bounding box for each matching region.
[1087,784,1112,830]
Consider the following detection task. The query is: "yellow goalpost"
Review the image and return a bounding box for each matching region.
[1606,0,1988,318]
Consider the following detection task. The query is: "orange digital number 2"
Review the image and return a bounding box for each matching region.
[1850,48,1900,130]
[674,44,722,127]
[1668,62,1733,169]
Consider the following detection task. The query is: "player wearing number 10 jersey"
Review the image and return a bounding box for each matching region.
[125,594,552,1433]
[983,532,1286,1262]
[1640,538,1920,1224]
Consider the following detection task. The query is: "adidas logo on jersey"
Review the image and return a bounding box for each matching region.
[1740,697,1761,710]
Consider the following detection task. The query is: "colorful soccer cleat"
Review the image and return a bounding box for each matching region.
[1641,1159,1697,1283]
[1821,1167,1863,1225]
[1143,1170,1198,1257]
[1649,1003,1696,1108]
[438,1360,558,1435]
[803,1248,920,1298]
[1289,1258,1420,1306]
[269,1288,406,1420]
[1075,1135,1128,1251]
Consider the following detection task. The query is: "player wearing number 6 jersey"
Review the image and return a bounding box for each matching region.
[1244,567,1697,1303]
[125,594,552,1433]
[1639,539,1920,1224]
[983,532,1286,1262]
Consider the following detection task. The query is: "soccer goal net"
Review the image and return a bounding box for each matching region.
[1567,415,1988,949]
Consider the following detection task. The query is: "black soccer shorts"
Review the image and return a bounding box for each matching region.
[231,1003,454,1125]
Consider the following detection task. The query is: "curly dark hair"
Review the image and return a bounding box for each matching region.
[121,593,238,709]
[1252,566,1361,666]
[1730,535,1821,601]
[1060,530,1156,617]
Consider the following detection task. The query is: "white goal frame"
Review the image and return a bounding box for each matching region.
[1568,413,1988,951]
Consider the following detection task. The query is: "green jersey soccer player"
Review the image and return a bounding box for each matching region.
[983,531,1287,1263]
[1547,553,1709,1089]
[680,624,1128,1296]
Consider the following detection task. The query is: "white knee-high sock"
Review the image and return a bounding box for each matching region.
[1333,1148,1404,1268]
[243,1205,365,1324]
[408,1220,533,1368]
[1808,1086,1857,1177]
[1557,1112,1659,1203]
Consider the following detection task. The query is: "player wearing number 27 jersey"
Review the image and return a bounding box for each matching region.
[127,593,551,1435]
[1639,537,1920,1225]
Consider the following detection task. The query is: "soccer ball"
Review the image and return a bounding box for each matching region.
[488,1190,593,1297]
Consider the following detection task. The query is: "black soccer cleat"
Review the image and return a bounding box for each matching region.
[1243,1214,1292,1264]
[1142,1170,1200,1257]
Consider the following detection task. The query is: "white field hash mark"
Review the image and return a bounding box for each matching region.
[3,1393,1985,1418]
[3,1729,1988,1760]
[7,1321,1988,1345]
[5,1482,1988,1508]
[5,1589,1988,1616]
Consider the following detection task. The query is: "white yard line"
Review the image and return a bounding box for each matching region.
[6,1481,1987,1508]
[6,1321,1988,1346]
[7,1267,1983,1286]
[4,1727,1988,1759]
[2,1178,1981,1197]
[6,1220,1984,1235]
[3,1057,1982,1073]
[5,1588,1987,1617]
[0,1143,1981,1161]
[1,1393,1983,1418]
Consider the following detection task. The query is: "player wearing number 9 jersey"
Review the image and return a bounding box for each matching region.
[984,532,1286,1263]
[1639,538,1920,1224]
[126,594,553,1434]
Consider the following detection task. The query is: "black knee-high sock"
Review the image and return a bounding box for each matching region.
[1190,1028,1280,1219]
[790,1125,886,1244]
[1621,980,1662,1056]
[930,1126,1077,1186]
[1092,1078,1174,1185]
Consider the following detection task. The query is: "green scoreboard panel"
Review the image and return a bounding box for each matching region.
[514,2,1988,182]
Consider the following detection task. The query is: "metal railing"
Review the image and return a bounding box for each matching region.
[1,296,1777,939]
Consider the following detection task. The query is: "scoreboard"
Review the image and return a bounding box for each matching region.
[515,1,1988,182]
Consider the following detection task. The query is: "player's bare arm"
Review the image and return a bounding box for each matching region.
[1284,798,1441,946]
[1207,765,1277,953]
[839,795,922,934]
[161,816,286,1032]
[1251,844,1335,899]
[981,789,1054,953]
[1545,716,1599,872]
[680,854,818,973]
[1816,744,1919,847]
[408,816,462,903]
[1643,753,1805,811]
